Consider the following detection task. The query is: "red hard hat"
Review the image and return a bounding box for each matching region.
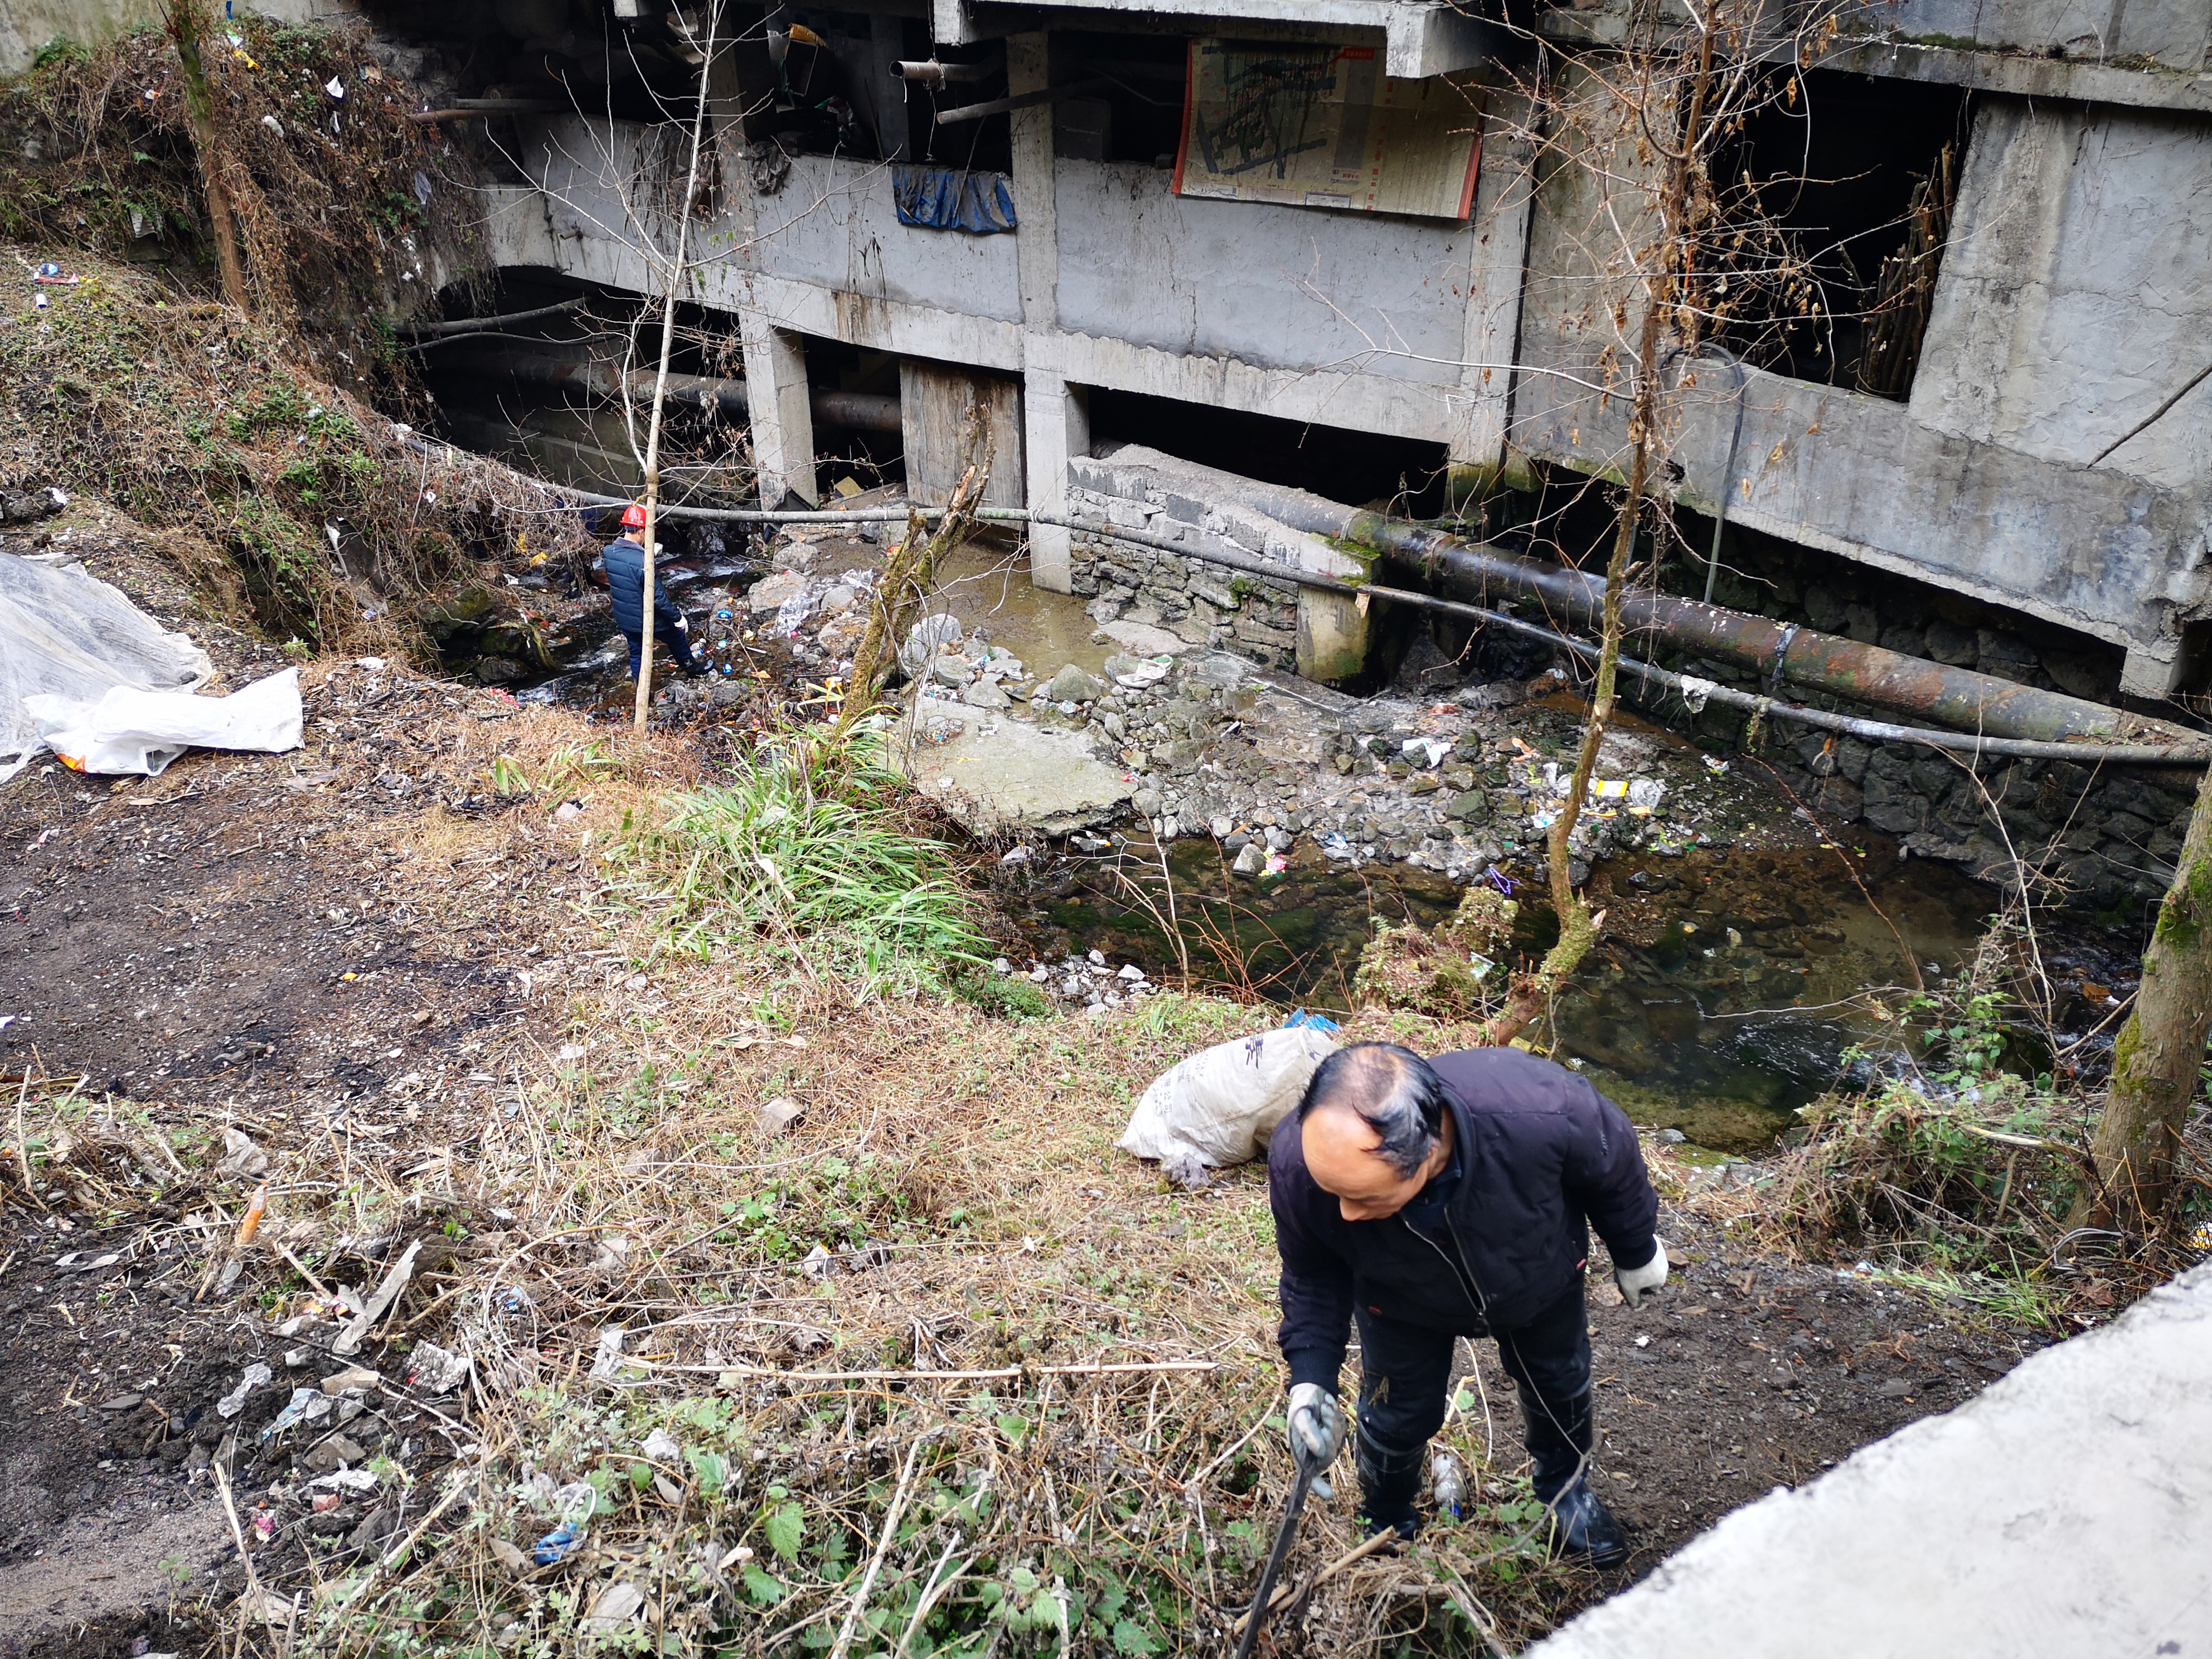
[620,503,648,530]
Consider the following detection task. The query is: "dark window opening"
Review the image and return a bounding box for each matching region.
[1087,387,1451,515]
[803,337,905,489]
[769,9,895,161]
[903,38,1012,174]
[1049,31,1190,167]
[1701,70,1969,399]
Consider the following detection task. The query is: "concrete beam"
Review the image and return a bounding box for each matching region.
[1384,3,1503,79]
[1526,1262,2212,1659]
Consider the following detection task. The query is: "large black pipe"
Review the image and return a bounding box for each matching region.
[1179,469,2199,751]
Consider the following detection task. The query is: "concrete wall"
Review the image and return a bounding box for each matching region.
[1525,1260,2212,1659]
[1054,158,1471,388]
[1511,70,2211,668]
[1872,0,2211,67]
[1912,99,2212,494]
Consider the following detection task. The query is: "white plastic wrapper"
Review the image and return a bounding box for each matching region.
[1,551,212,780]
[25,667,302,777]
[1116,1026,1340,1182]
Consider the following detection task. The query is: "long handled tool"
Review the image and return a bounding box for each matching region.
[1231,1462,1316,1659]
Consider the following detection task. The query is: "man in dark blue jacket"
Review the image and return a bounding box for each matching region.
[1268,1041,1666,1564]
[602,504,706,681]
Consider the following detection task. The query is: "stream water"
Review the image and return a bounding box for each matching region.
[998,832,2140,1153]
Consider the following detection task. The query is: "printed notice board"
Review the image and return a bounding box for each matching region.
[1172,40,1482,220]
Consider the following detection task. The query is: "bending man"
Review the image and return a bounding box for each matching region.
[603,504,706,682]
[1268,1041,1667,1564]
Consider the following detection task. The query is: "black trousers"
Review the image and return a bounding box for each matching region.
[1353,1280,1592,1525]
[625,618,698,679]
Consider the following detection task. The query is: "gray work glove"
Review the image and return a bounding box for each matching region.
[1286,1382,1346,1498]
[1616,1236,1670,1310]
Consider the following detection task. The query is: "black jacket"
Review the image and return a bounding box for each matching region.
[602,536,681,638]
[1269,1047,1658,1391]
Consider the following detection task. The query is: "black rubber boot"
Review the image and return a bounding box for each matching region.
[1517,1383,1628,1569]
[1355,1426,1425,1539]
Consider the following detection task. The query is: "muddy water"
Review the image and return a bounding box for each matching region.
[1006,835,2098,1153]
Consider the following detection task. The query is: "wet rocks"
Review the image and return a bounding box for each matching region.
[746,570,808,614]
[1044,664,1103,705]
[1014,952,1155,1010]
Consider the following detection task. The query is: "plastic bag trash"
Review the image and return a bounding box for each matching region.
[1117,1027,1340,1182]
[532,1479,599,1564]
[217,1362,274,1419]
[216,1127,269,1180]
[260,1386,333,1440]
[1283,1008,1341,1034]
[404,1341,470,1396]
[25,667,302,777]
[773,589,818,637]
[1,550,211,782]
[1401,736,1452,768]
[587,1325,627,1380]
[1588,778,1665,809]
[1432,1449,1464,1519]
[1678,675,1718,714]
[641,1426,681,1462]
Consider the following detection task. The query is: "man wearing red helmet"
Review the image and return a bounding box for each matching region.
[602,503,707,682]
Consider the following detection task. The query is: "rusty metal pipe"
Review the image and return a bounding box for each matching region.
[1182,472,2199,750]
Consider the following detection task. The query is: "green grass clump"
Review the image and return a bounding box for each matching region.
[618,729,988,1000]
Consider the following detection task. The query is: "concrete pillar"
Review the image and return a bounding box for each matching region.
[738,313,817,507]
[1004,30,1068,590]
[1453,88,1539,505]
[1294,537,1374,685]
[1023,372,1088,593]
[1005,32,1057,329]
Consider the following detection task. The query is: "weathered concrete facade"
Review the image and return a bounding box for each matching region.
[436,0,2212,710]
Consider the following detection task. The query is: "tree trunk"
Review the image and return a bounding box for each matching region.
[631,2,722,732]
[1483,6,1716,1049]
[163,0,248,312]
[2081,760,2212,1231]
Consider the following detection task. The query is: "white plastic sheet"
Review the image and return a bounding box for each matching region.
[25,668,303,776]
[1,550,212,780]
[1117,1026,1339,1182]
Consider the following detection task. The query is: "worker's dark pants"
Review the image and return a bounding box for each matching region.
[1354,1280,1592,1532]
[625,619,698,680]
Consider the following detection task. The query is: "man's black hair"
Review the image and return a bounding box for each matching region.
[1296,1042,1448,1178]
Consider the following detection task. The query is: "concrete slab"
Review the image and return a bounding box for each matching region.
[1527,1262,2212,1659]
[887,695,1133,837]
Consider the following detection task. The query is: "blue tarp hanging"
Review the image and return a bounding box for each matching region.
[892,165,1018,234]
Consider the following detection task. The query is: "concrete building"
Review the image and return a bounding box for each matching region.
[381,0,2212,705]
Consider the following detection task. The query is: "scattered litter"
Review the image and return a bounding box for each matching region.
[580,1580,647,1634]
[319,1365,380,1395]
[216,1362,273,1419]
[802,1243,835,1279]
[308,1467,380,1492]
[1678,675,1718,714]
[54,1248,124,1274]
[587,1326,627,1380]
[324,76,345,98]
[32,263,82,286]
[404,1341,470,1396]
[260,1386,334,1440]
[642,1426,681,1462]
[331,1238,424,1357]
[1400,736,1452,768]
[1703,755,1730,774]
[532,1481,599,1564]
[756,1095,804,1136]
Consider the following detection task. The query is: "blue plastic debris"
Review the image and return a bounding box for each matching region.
[533,1520,584,1565]
[1283,1008,1341,1035]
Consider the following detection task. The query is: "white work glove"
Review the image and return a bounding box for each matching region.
[1286,1383,1346,1497]
[1616,1237,1670,1310]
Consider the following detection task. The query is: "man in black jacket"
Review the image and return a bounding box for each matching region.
[1268,1041,1666,1564]
[602,505,706,681]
